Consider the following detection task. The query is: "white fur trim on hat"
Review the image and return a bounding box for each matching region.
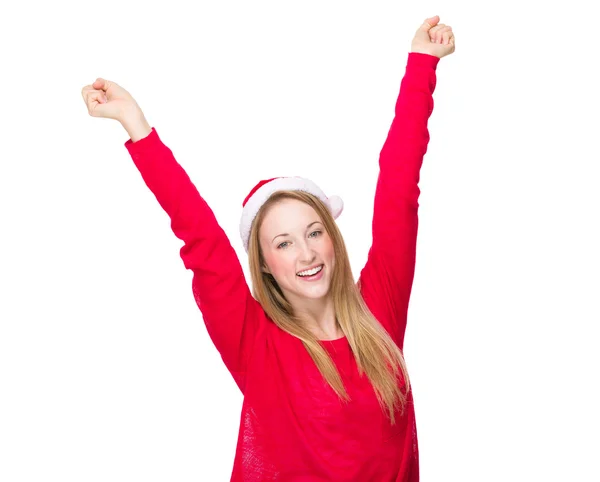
[239,176,343,252]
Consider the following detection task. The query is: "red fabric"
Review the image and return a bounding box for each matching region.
[125,52,439,481]
[242,177,278,207]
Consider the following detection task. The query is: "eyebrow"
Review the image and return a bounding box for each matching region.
[272,221,322,243]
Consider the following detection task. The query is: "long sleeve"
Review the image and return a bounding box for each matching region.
[125,128,265,392]
[358,53,439,349]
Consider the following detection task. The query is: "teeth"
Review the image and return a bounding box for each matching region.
[297,265,323,277]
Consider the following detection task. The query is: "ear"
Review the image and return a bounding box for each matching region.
[261,264,271,274]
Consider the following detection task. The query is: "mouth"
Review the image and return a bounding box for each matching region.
[296,264,324,278]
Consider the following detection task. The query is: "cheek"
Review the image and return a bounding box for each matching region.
[264,252,291,278]
[324,238,335,264]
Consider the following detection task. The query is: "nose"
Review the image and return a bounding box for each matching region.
[298,239,316,264]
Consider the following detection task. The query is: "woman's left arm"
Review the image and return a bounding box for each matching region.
[358,16,455,348]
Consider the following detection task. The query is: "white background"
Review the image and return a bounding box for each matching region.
[1,1,598,481]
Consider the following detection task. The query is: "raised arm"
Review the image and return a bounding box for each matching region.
[358,17,455,349]
[81,79,265,392]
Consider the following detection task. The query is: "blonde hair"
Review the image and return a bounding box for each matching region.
[248,190,410,423]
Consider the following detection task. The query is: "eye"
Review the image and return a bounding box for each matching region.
[309,230,322,238]
[277,241,290,249]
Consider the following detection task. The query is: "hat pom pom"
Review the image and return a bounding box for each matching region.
[326,195,344,219]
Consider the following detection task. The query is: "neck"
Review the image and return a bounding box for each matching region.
[289,294,343,340]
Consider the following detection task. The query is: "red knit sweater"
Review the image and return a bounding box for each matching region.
[125,52,439,481]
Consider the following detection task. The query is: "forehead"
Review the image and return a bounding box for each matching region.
[260,198,322,235]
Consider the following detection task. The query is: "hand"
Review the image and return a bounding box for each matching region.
[411,15,455,59]
[81,78,151,142]
[81,78,142,123]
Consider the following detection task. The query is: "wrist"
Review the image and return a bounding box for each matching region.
[120,105,151,143]
[410,49,439,58]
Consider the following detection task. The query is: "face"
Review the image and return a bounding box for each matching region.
[259,198,335,305]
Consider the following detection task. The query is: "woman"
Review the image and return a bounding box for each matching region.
[81,15,455,482]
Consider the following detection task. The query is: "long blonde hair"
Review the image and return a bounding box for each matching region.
[248,190,410,423]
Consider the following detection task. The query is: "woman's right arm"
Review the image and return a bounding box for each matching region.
[82,79,265,393]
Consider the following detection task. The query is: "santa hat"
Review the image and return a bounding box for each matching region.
[239,176,344,252]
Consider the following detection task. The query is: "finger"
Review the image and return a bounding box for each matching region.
[82,86,101,98]
[87,99,112,118]
[419,15,440,32]
[82,88,95,104]
[449,34,456,49]
[445,31,456,50]
[83,88,107,105]
[81,85,96,99]
[85,95,100,116]
[93,78,114,93]
[438,31,450,44]
[428,24,446,42]
[87,91,103,107]
[437,27,452,43]
[429,24,446,35]
[87,91,108,112]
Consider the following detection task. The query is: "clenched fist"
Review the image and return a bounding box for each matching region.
[411,16,455,59]
[81,78,142,121]
[81,78,151,142]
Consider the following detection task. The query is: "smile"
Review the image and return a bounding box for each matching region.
[297,265,324,277]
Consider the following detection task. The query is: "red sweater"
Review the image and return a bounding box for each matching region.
[125,52,439,481]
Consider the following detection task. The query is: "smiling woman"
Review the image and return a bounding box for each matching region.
[258,196,336,313]
[81,14,455,482]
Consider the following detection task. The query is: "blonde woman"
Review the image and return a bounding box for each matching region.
[81,15,455,482]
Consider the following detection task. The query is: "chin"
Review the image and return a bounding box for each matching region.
[294,280,332,301]
[298,288,330,300]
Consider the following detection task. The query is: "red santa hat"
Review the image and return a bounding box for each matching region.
[239,176,344,252]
